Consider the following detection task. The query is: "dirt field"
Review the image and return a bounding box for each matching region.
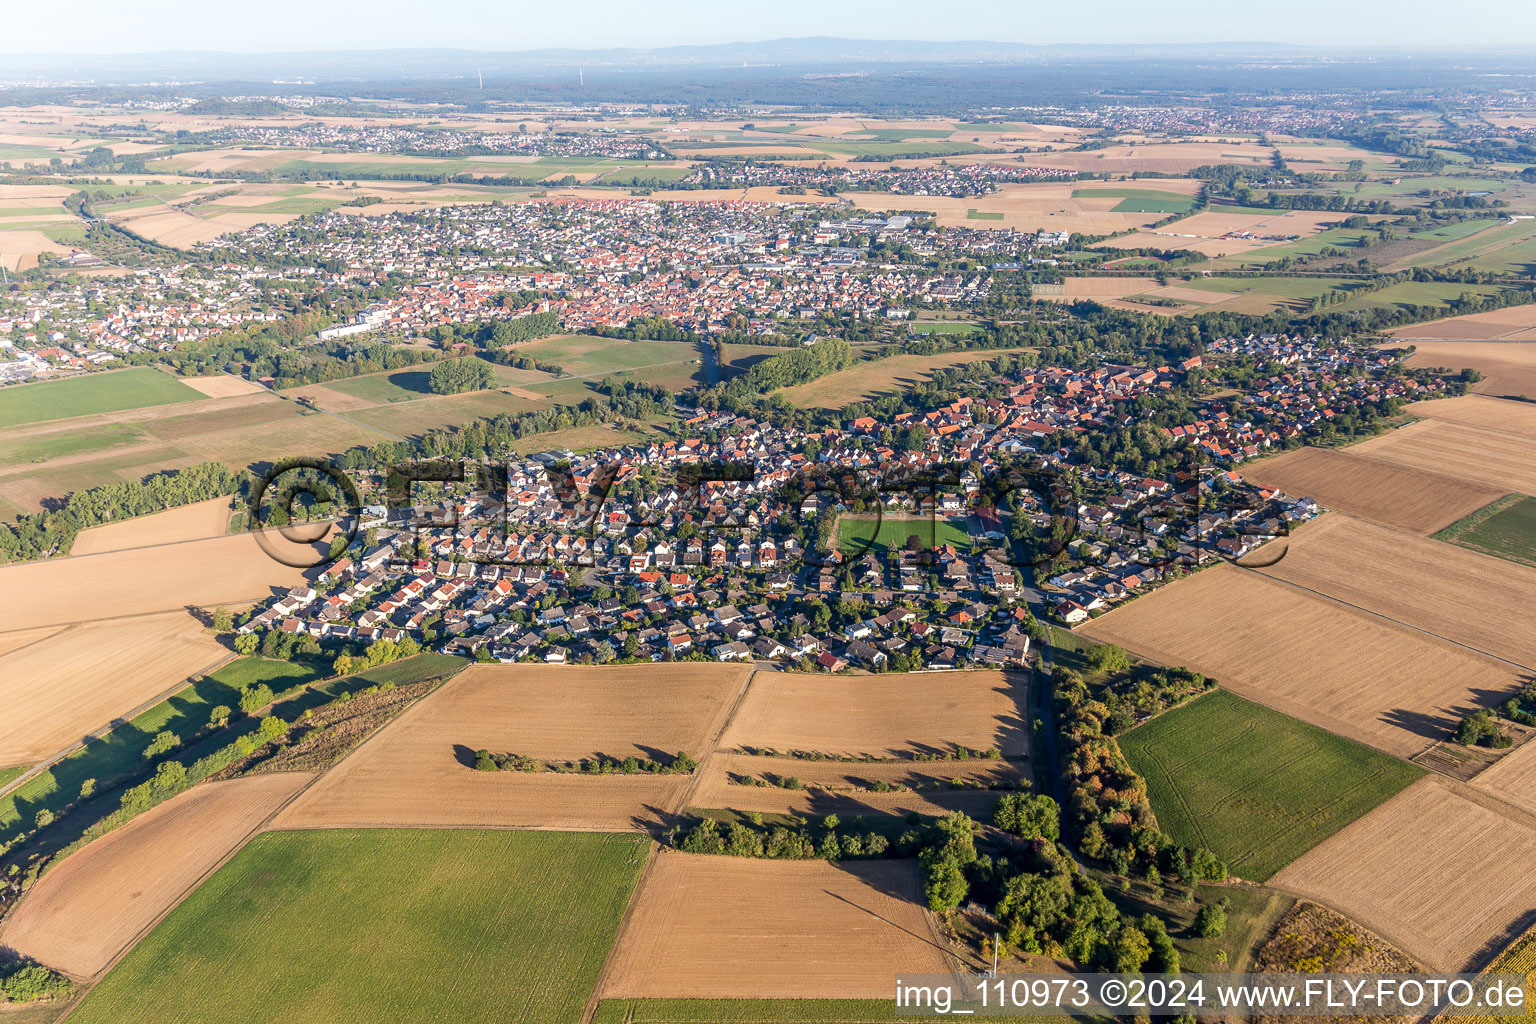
[689,753,1025,819]
[1351,418,1536,495]
[272,663,750,832]
[0,624,61,661]
[0,229,71,271]
[69,496,234,555]
[0,532,311,631]
[0,610,227,766]
[1270,777,1536,971]
[1254,514,1536,670]
[1473,740,1536,818]
[1394,342,1536,398]
[721,671,1028,758]
[179,375,269,398]
[1094,209,1350,257]
[600,851,956,998]
[845,181,1170,233]
[1241,447,1505,534]
[0,772,313,979]
[1388,307,1536,341]
[1402,394,1536,438]
[1078,563,1516,759]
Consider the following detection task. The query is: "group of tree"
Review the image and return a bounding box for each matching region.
[427,355,497,395]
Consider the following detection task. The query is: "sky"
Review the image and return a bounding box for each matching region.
[7,0,1536,54]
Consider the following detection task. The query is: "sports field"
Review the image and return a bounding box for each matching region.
[68,828,648,1024]
[838,515,970,555]
[0,368,206,428]
[1118,689,1424,881]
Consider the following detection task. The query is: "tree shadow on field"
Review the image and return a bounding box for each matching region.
[1380,706,1459,743]
[451,743,478,768]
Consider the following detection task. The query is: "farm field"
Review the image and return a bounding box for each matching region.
[179,374,268,398]
[0,609,226,768]
[67,495,233,555]
[0,530,312,631]
[1386,218,1536,271]
[1078,563,1516,758]
[1434,494,1536,567]
[1399,394,1536,439]
[1350,417,1536,495]
[1097,209,1354,259]
[600,851,954,999]
[0,368,206,429]
[845,180,1181,233]
[1394,342,1536,397]
[1118,690,1423,881]
[592,998,1017,1023]
[66,828,648,1024]
[1253,514,1536,670]
[1387,307,1536,341]
[305,360,552,406]
[0,772,314,979]
[780,349,1032,408]
[721,671,1028,759]
[272,663,750,832]
[1437,923,1536,1024]
[1472,740,1536,818]
[1242,446,1505,534]
[1270,777,1536,971]
[689,753,1027,820]
[838,514,971,555]
[512,335,708,389]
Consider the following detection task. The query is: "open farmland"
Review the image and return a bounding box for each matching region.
[0,531,312,631]
[273,663,749,832]
[1253,514,1536,670]
[845,180,1183,233]
[1078,563,1517,758]
[721,671,1028,759]
[1393,342,1536,398]
[600,851,954,998]
[0,367,207,429]
[690,753,1027,820]
[1399,394,1536,438]
[1435,494,1536,567]
[1095,208,1353,259]
[1241,446,1505,534]
[1350,417,1536,495]
[67,495,233,555]
[780,349,1032,409]
[1271,777,1536,971]
[0,609,226,768]
[0,772,314,979]
[1388,307,1536,341]
[1436,923,1536,1024]
[1473,740,1536,818]
[66,829,648,1024]
[1118,689,1423,881]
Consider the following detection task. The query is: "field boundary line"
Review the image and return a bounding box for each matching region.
[667,665,761,816]
[0,649,238,801]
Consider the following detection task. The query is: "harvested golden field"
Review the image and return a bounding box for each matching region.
[69,496,233,555]
[0,772,313,979]
[1472,739,1536,818]
[690,752,1025,819]
[643,186,842,204]
[600,851,954,998]
[722,670,1028,758]
[0,624,60,660]
[1388,307,1536,341]
[845,181,1165,233]
[1271,778,1536,971]
[1395,342,1536,398]
[1255,514,1536,669]
[179,374,268,398]
[1026,140,1274,174]
[1241,446,1505,534]
[0,229,71,271]
[780,348,1034,408]
[1352,418,1536,494]
[272,663,750,832]
[1095,209,1350,257]
[1079,563,1515,758]
[0,532,311,631]
[1402,394,1536,439]
[0,610,226,766]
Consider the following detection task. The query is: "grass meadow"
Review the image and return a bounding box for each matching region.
[0,368,206,429]
[1117,689,1423,881]
[69,829,649,1024]
[1434,493,1536,568]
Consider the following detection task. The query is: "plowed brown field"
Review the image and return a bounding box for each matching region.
[1351,419,1536,495]
[0,772,313,979]
[600,851,956,998]
[1078,563,1515,758]
[1398,342,1536,397]
[1472,740,1536,818]
[721,670,1029,758]
[1242,447,1504,534]
[1254,514,1536,670]
[1271,778,1536,971]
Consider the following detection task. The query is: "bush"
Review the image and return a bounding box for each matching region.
[1,963,73,1003]
[239,683,275,713]
[1195,900,1227,938]
[143,729,179,759]
[995,792,1060,842]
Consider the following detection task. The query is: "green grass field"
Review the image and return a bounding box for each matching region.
[0,368,206,429]
[70,829,649,1024]
[323,362,535,404]
[1073,188,1196,214]
[1118,689,1423,881]
[0,421,147,468]
[839,515,970,556]
[515,336,705,387]
[966,209,1004,220]
[0,766,26,790]
[1434,493,1536,567]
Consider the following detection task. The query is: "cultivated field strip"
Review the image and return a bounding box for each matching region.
[1079,563,1516,759]
[0,772,314,979]
[1271,777,1536,972]
[1241,446,1505,534]
[599,851,958,998]
[1351,418,1536,495]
